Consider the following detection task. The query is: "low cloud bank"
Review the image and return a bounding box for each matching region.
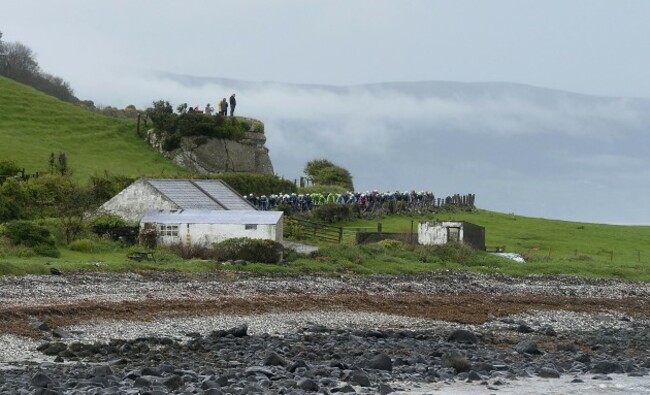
[88,71,650,224]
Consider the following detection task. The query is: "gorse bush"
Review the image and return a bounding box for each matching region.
[1,220,59,257]
[213,237,284,264]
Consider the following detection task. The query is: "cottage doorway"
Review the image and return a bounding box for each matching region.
[447,227,461,243]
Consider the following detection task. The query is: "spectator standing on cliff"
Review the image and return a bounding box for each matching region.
[221,98,228,116]
[229,94,236,116]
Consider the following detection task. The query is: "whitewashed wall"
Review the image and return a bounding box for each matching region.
[158,221,282,247]
[98,179,177,223]
[418,221,464,246]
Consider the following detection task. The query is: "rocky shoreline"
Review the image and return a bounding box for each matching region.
[1,271,649,394]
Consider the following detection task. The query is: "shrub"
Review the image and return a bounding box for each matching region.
[304,159,354,190]
[421,242,476,264]
[284,218,305,240]
[0,194,21,222]
[377,239,406,251]
[213,237,284,264]
[1,220,60,257]
[33,243,60,258]
[69,238,95,253]
[91,214,127,229]
[162,133,182,151]
[2,220,55,247]
[166,242,215,260]
[312,203,353,223]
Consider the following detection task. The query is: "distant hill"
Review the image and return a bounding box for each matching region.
[0,77,187,181]
[154,72,650,224]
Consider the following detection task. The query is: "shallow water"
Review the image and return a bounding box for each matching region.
[394,374,650,394]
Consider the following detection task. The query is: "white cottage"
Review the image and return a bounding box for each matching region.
[98,178,256,223]
[140,209,283,247]
[418,221,485,250]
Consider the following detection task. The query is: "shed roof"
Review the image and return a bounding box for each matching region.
[146,179,256,211]
[141,209,283,225]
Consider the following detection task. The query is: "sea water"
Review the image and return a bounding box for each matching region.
[393,374,650,394]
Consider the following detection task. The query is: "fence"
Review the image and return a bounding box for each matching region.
[287,217,343,243]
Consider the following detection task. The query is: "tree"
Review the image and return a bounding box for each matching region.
[54,177,92,243]
[0,160,21,184]
[0,42,39,81]
[56,152,69,176]
[304,159,354,190]
[0,31,6,71]
[0,39,77,103]
[146,100,177,132]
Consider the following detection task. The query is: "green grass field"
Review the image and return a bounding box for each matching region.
[341,209,650,279]
[2,209,650,281]
[0,77,187,181]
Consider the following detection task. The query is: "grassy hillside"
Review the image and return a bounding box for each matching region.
[343,210,650,279]
[0,77,187,181]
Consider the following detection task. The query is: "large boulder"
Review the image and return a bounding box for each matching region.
[146,118,274,174]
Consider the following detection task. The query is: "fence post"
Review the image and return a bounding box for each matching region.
[377,223,382,233]
[338,227,343,243]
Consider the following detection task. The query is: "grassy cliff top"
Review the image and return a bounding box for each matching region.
[0,77,187,181]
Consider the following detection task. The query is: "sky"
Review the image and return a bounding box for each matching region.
[2,1,650,224]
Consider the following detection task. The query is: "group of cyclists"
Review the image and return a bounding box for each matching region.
[245,190,475,213]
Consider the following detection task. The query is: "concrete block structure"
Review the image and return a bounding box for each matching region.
[418,221,485,250]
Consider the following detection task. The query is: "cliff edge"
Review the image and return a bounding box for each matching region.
[146,117,274,175]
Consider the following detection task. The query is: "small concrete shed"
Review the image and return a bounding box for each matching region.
[418,221,485,251]
[141,209,283,247]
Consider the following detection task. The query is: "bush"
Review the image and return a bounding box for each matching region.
[166,242,215,260]
[1,220,60,257]
[377,239,406,251]
[428,242,476,264]
[304,159,354,190]
[2,220,55,247]
[284,218,305,240]
[312,204,353,223]
[213,237,284,264]
[33,243,60,258]
[69,238,94,253]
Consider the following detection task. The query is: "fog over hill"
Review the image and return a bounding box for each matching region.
[144,73,650,225]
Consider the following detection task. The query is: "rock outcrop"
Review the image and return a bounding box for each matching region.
[146,117,274,174]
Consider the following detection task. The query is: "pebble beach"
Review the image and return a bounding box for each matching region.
[1,271,649,394]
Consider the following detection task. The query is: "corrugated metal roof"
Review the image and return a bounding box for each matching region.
[193,180,256,210]
[146,179,254,211]
[141,209,283,225]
